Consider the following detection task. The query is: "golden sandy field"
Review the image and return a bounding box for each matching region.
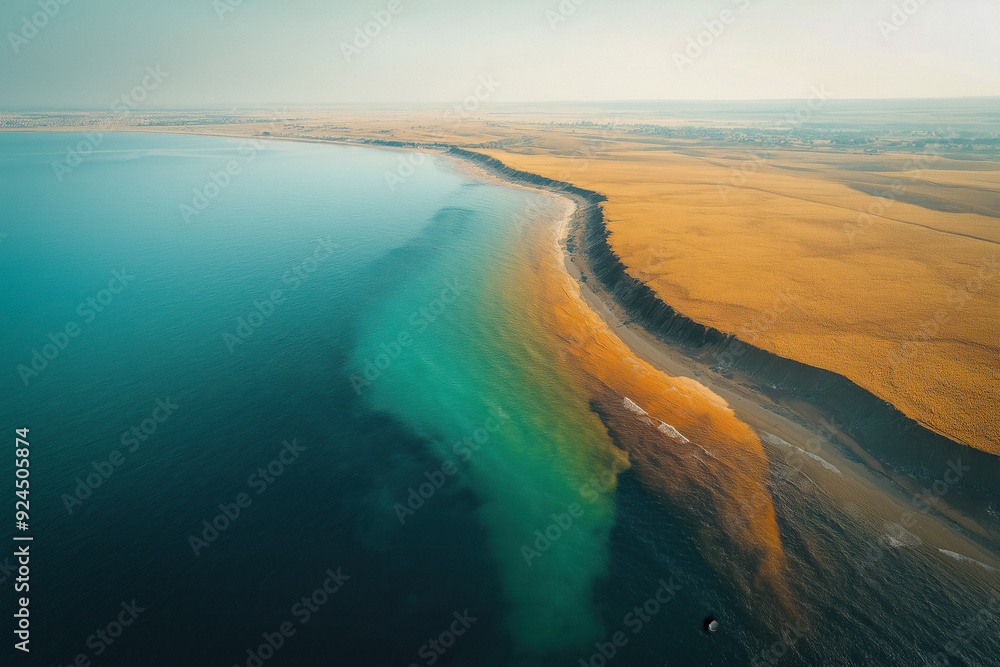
[11,110,999,454]
[475,136,999,455]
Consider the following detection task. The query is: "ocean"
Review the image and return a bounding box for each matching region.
[0,132,997,666]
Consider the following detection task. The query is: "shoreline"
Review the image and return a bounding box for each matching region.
[464,160,1000,567]
[13,127,998,547]
[438,147,1000,554]
[444,149,997,464]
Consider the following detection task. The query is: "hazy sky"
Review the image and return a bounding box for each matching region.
[1,0,998,107]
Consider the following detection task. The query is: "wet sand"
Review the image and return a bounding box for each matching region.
[545,185,1000,564]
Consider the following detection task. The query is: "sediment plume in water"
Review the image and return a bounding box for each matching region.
[353,189,629,659]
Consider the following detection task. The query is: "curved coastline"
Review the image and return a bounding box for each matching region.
[442,147,1000,497]
[15,127,995,493]
[9,128,1000,665]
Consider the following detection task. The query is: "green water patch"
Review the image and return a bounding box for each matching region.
[350,182,622,656]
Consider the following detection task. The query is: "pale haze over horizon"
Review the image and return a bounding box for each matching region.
[1,0,998,108]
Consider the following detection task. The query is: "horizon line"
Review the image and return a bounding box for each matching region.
[3,96,1000,112]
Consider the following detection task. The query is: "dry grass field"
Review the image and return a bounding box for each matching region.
[480,139,999,455]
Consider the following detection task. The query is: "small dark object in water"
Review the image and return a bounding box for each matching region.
[704,617,720,633]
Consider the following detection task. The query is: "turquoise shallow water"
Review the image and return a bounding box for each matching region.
[1,132,998,667]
